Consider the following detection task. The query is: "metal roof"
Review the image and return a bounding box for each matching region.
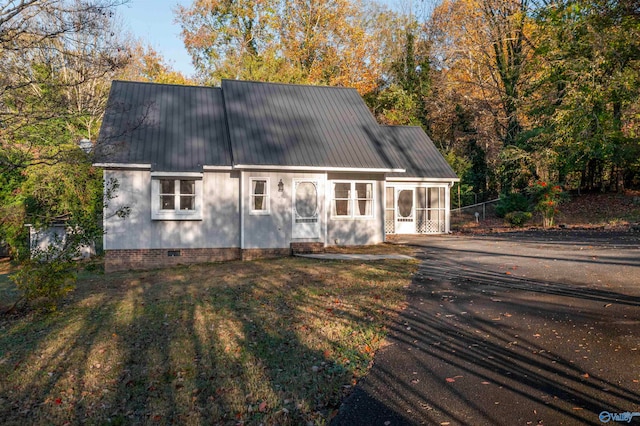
[381,126,459,179]
[96,80,457,180]
[221,79,400,170]
[96,80,231,171]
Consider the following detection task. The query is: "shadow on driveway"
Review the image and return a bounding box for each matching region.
[333,231,640,425]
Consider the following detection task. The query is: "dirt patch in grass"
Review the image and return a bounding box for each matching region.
[0,257,417,425]
[323,243,416,256]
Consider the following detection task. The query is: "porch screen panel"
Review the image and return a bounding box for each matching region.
[426,187,446,233]
[416,187,427,233]
[385,187,395,233]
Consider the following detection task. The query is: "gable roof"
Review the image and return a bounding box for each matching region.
[96,81,231,171]
[381,126,458,179]
[222,80,399,170]
[96,80,457,180]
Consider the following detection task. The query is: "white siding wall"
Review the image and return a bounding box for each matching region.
[326,173,385,246]
[242,171,326,249]
[103,170,240,250]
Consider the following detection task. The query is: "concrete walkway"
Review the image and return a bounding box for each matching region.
[296,253,415,261]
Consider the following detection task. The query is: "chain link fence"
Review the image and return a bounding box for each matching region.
[451,198,500,227]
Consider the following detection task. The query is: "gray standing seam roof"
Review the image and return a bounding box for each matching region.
[96,80,458,181]
[382,126,458,179]
[221,79,400,170]
[96,81,232,171]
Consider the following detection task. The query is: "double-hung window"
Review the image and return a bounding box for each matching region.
[332,181,375,219]
[250,178,270,214]
[152,175,202,220]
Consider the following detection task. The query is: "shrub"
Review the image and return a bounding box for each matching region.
[495,192,531,218]
[505,211,533,227]
[527,181,564,228]
[8,240,78,312]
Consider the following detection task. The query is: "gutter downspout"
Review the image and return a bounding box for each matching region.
[240,171,245,251]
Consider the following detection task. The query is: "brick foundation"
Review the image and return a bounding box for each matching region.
[290,242,325,254]
[105,248,241,273]
[104,247,299,272]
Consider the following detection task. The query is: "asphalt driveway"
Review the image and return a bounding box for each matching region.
[333,230,640,426]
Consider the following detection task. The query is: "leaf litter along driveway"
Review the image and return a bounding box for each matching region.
[333,231,640,426]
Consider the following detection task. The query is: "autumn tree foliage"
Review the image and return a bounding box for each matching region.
[424,0,639,194]
[176,0,398,93]
[118,43,194,85]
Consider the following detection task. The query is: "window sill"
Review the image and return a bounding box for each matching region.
[249,210,271,216]
[152,211,202,221]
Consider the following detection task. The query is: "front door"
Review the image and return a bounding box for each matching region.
[292,179,320,239]
[395,188,415,234]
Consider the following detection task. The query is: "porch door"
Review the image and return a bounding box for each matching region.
[395,188,415,233]
[292,179,320,239]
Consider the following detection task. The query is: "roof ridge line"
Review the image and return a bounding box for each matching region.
[221,78,358,91]
[112,79,220,90]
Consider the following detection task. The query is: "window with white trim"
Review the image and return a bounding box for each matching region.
[331,181,375,218]
[250,178,270,214]
[152,177,202,220]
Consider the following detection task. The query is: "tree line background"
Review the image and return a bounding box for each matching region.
[1,0,639,258]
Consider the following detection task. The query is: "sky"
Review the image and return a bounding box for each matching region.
[119,0,411,80]
[120,0,197,78]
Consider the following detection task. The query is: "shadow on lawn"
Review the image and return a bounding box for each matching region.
[334,238,640,425]
[0,258,408,425]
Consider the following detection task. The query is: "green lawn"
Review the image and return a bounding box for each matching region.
[0,256,417,425]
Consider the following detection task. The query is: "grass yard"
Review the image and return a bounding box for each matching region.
[0,256,417,425]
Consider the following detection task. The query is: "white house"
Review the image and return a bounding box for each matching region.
[95,80,458,272]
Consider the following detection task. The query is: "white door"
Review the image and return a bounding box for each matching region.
[395,188,415,234]
[292,180,320,239]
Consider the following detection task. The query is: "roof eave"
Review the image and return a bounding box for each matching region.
[386,177,460,182]
[93,163,152,170]
[233,164,405,173]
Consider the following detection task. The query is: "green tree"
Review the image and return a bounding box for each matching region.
[528,0,640,191]
[0,0,130,260]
